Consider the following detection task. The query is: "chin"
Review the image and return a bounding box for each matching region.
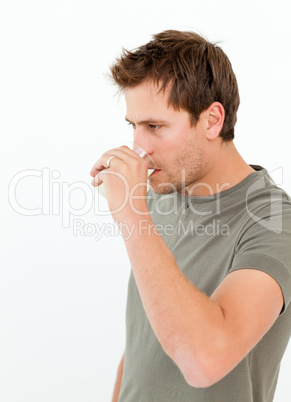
[151,188,175,195]
[148,182,178,195]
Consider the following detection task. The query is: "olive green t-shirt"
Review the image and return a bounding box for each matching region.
[118,165,291,402]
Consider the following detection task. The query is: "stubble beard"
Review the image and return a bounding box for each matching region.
[149,141,206,195]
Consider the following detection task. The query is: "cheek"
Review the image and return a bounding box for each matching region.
[155,127,195,168]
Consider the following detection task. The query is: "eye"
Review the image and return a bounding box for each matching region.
[127,122,136,129]
[149,124,161,131]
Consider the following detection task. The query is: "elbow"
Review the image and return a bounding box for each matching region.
[182,362,220,389]
[173,342,230,388]
[181,356,220,388]
[161,320,231,388]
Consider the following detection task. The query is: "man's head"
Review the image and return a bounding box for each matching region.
[109,30,240,142]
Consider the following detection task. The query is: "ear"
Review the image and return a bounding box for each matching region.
[205,102,225,140]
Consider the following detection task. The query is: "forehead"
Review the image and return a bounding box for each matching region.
[125,81,169,106]
[125,81,190,123]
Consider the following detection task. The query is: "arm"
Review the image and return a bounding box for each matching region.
[112,353,124,402]
[121,215,284,387]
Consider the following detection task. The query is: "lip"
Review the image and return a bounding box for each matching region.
[150,169,161,175]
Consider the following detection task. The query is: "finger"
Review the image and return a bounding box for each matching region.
[89,146,140,177]
[91,153,126,186]
[91,169,105,187]
[90,161,103,177]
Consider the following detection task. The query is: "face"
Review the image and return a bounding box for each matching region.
[125,81,210,195]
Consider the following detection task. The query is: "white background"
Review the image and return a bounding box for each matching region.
[0,0,290,401]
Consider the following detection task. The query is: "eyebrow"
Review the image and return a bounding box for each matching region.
[125,117,168,125]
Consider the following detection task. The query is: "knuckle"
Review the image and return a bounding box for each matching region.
[120,162,129,173]
[132,158,140,167]
[120,145,129,151]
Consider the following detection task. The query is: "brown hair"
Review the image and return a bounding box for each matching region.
[109,30,240,142]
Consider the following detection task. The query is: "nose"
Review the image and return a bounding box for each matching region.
[133,127,154,157]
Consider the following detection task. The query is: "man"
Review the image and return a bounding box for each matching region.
[90,30,291,401]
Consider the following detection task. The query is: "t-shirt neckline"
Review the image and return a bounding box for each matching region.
[174,164,267,203]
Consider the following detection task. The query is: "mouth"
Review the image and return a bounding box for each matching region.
[149,169,161,176]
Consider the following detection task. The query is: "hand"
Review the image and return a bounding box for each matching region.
[90,146,149,221]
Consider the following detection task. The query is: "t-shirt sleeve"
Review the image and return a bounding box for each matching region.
[229,195,291,314]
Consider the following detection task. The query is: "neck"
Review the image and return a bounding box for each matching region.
[184,141,255,197]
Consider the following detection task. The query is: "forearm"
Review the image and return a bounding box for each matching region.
[121,214,226,386]
[112,353,124,402]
